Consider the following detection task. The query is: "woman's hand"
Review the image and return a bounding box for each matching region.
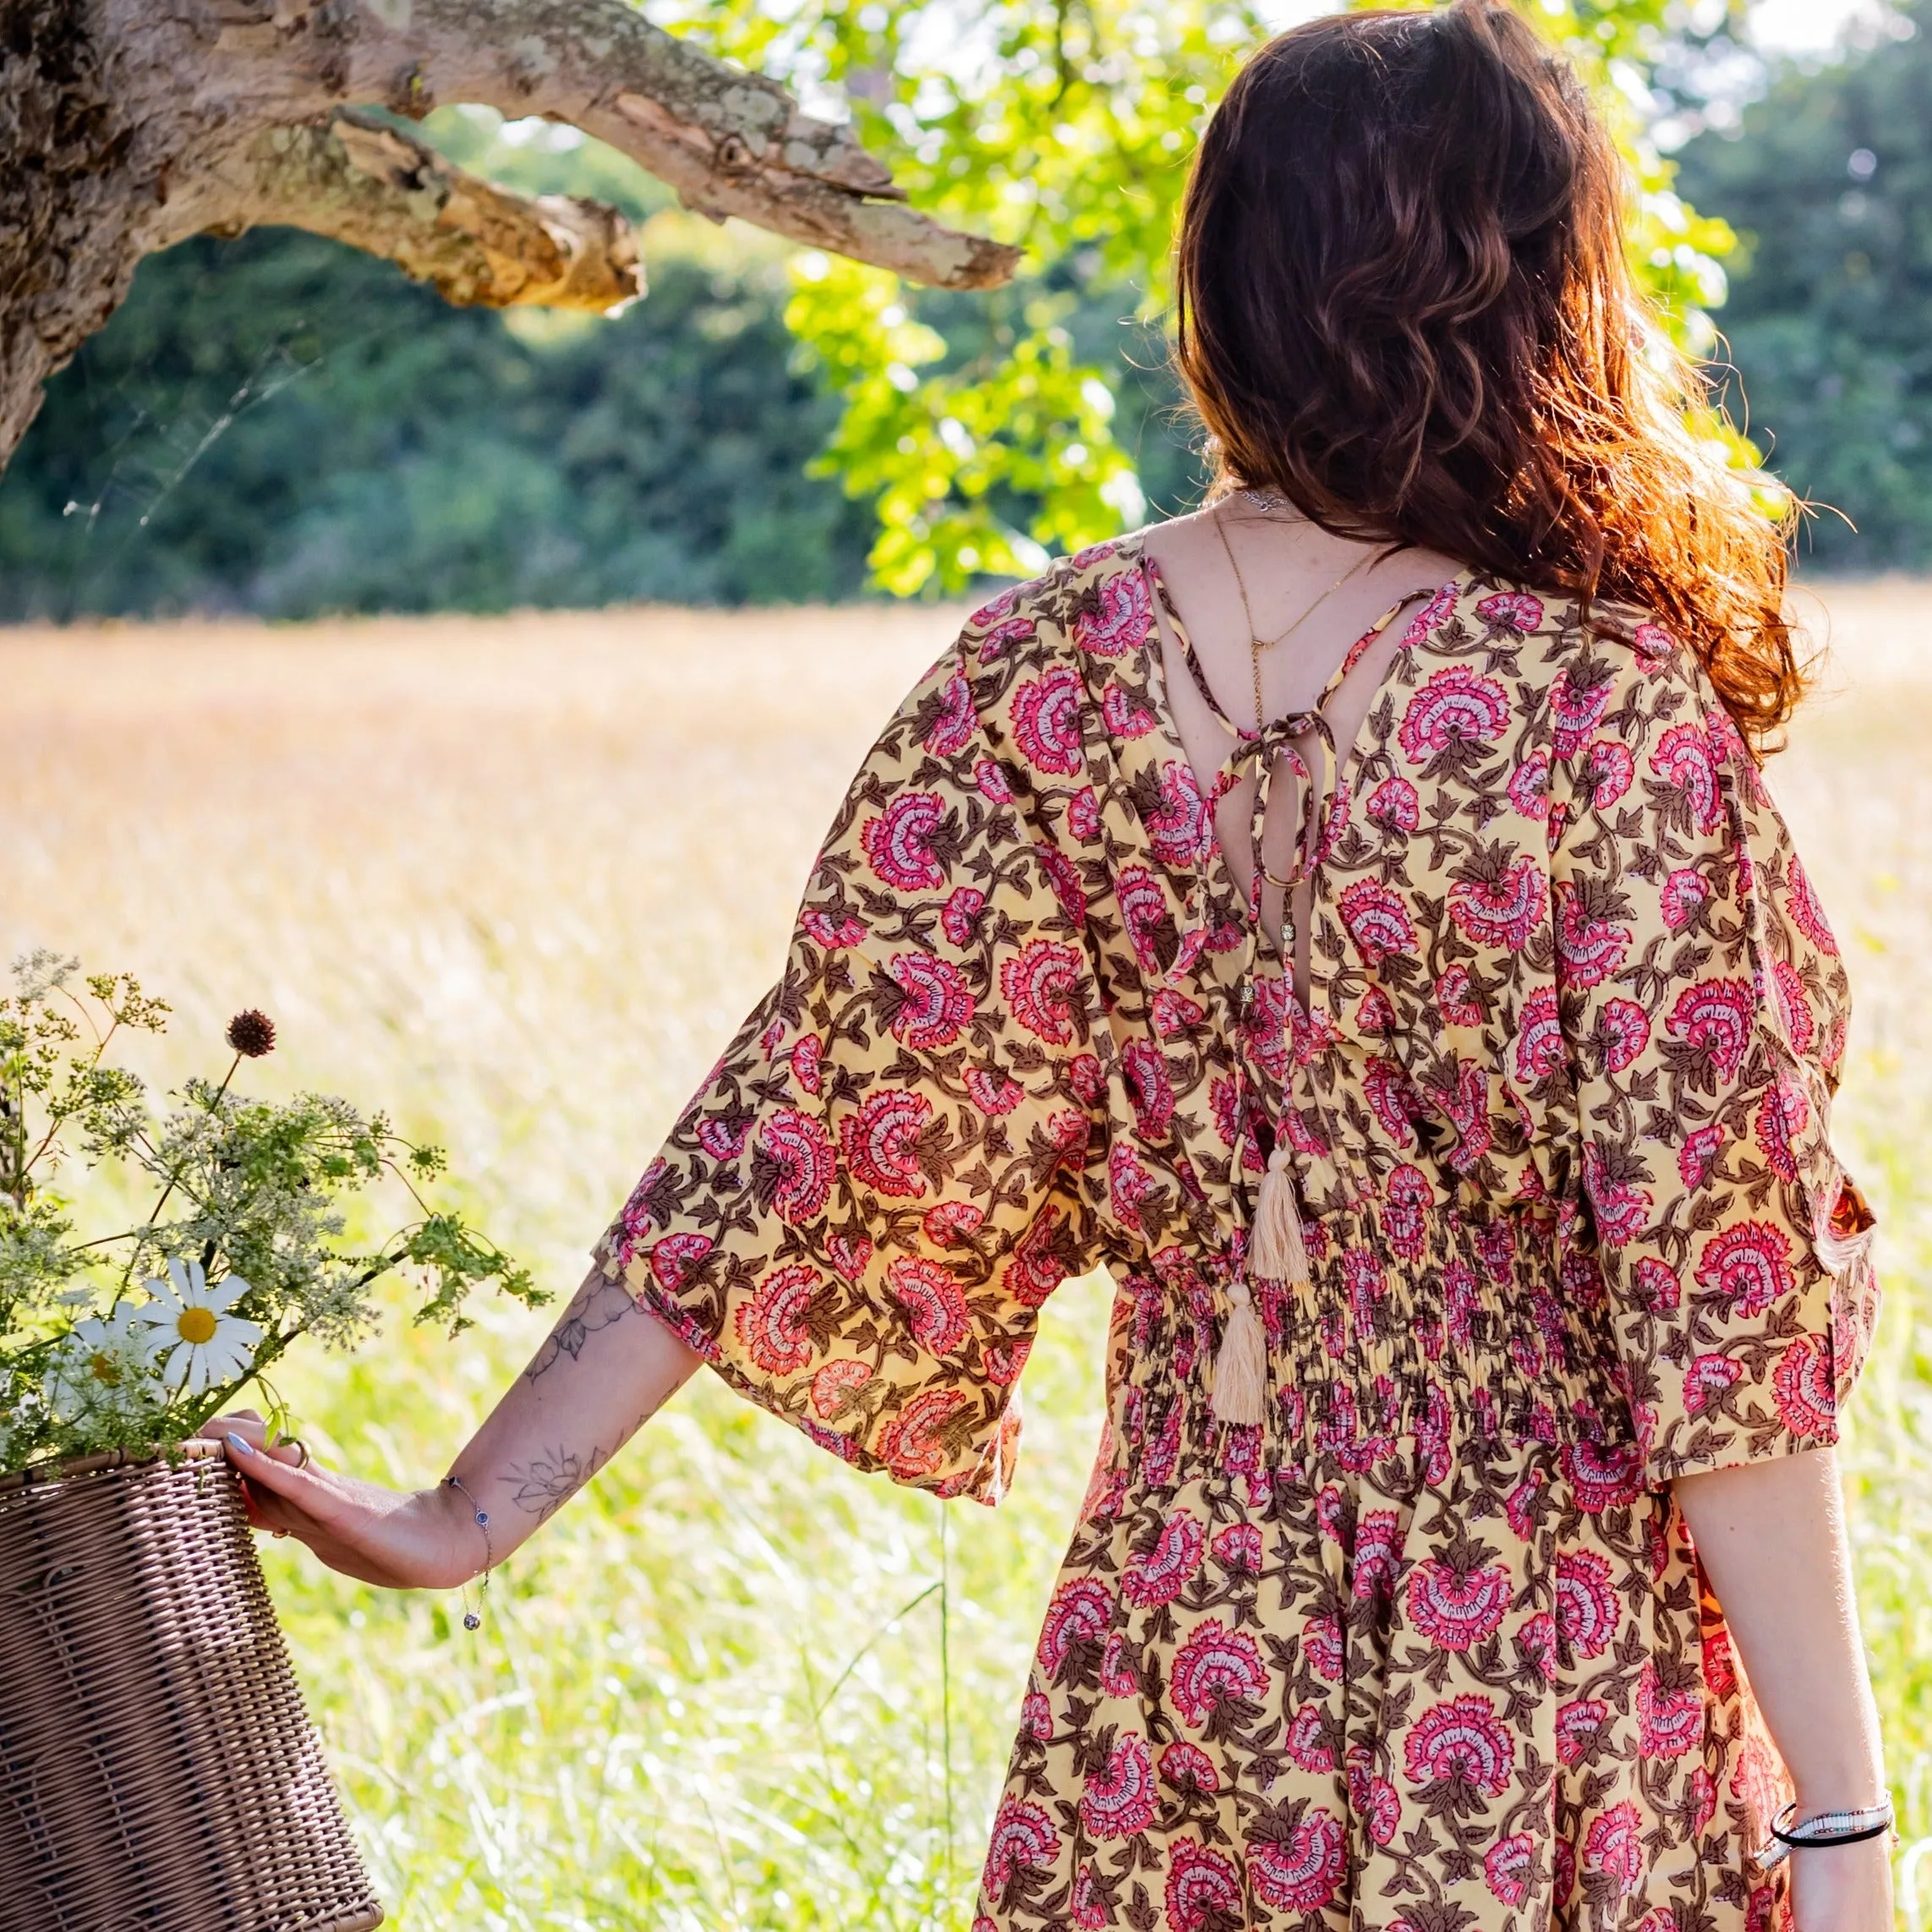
[1788,1838,1894,1932]
[198,1266,699,1591]
[200,1409,482,1590]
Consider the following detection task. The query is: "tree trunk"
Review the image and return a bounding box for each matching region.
[0,0,1019,472]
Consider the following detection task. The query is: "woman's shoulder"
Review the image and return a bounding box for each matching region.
[1408,572,1723,720]
[955,534,1153,665]
[951,540,1713,734]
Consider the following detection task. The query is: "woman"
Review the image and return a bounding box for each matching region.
[213,6,1892,1928]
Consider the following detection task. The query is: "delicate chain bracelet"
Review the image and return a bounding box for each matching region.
[1753,1795,1895,1871]
[442,1472,493,1632]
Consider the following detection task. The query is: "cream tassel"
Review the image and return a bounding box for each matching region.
[1211,1279,1268,1426]
[1250,1144,1311,1287]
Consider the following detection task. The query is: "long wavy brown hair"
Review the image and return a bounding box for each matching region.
[1174,1,1802,746]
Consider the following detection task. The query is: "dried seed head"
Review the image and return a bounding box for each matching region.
[225,1009,276,1058]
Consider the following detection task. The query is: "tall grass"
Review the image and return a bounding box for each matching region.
[1,582,1929,1927]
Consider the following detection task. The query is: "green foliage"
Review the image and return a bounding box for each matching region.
[1673,3,1932,568]
[0,954,537,1473]
[658,0,1255,591]
[0,214,878,620]
[659,0,1749,596]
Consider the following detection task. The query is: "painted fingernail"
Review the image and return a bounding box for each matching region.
[226,1431,255,1458]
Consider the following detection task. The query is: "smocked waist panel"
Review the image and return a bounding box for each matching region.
[1100,1199,1636,1486]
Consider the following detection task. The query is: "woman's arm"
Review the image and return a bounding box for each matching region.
[1673,1448,1892,1929]
[203,1267,701,1588]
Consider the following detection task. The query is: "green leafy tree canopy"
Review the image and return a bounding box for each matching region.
[657,0,1751,594]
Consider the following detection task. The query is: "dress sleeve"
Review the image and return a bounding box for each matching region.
[1549,633,1880,1483]
[594,614,1109,1502]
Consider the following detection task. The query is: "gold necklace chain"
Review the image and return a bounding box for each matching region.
[1212,502,1379,732]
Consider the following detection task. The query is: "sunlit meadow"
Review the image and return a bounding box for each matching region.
[2,583,1930,1929]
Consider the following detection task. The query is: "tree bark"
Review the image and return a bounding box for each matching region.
[0,0,1021,471]
[226,112,643,313]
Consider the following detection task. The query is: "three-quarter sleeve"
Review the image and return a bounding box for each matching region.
[596,619,1109,1502]
[1549,634,1880,1483]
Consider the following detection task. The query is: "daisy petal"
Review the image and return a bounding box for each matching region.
[160,1340,210,1393]
[201,1273,252,1316]
[206,1333,262,1381]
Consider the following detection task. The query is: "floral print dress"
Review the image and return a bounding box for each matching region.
[598,534,1880,1932]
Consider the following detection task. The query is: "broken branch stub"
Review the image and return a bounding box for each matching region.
[242,113,644,312]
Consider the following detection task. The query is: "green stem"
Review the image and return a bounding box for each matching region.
[809,1579,943,1720]
[4,1075,23,1213]
[380,1149,438,1220]
[67,1227,153,1254]
[52,981,107,1051]
[19,1006,121,1185]
[181,1323,304,1433]
[143,1051,241,1233]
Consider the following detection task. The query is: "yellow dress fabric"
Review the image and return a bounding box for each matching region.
[598,534,1880,1931]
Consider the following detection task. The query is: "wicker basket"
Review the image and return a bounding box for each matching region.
[0,1439,383,1932]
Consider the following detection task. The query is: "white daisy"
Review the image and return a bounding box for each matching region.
[138,1258,264,1395]
[43,1307,165,1422]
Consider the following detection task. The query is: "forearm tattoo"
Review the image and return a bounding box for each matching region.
[523,1267,634,1382]
[496,1400,665,1524]
[502,1443,610,1522]
[500,1267,681,1525]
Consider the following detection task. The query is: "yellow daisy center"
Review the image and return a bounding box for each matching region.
[87,1350,123,1387]
[176,1305,218,1346]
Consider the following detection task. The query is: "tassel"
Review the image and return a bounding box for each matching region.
[1251,1144,1311,1287]
[1211,1280,1268,1426]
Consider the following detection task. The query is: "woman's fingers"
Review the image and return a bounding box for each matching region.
[219,1430,348,1525]
[233,1468,390,1574]
[211,1430,462,1589]
[200,1411,309,1466]
[239,1480,309,1537]
[200,1409,267,1446]
[219,1435,416,1563]
[211,1423,397,1576]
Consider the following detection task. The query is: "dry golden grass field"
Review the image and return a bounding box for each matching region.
[3,582,1931,1929]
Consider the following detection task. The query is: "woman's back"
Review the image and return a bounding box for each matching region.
[605,528,1875,1924]
[1141,501,1464,1010]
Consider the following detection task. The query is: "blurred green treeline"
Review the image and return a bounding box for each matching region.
[1672,6,1932,571]
[3,5,1929,621]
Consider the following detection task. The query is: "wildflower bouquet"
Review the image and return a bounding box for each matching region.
[0,951,543,1477]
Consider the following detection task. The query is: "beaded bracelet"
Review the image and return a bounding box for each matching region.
[442,1473,493,1632]
[1753,1795,1894,1871]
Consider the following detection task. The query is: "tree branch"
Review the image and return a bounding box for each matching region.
[192,0,1025,292]
[214,112,643,312]
[0,0,1025,473]
[599,88,1020,290]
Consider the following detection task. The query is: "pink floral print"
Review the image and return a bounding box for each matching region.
[598,536,1880,1929]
